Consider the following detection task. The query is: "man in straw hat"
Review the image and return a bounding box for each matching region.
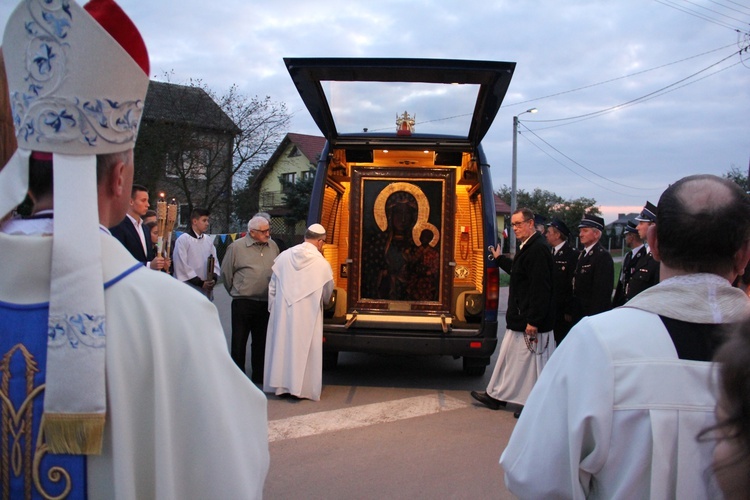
[501,175,750,498]
[0,0,268,497]
[264,223,333,401]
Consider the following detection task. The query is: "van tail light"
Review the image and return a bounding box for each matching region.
[486,268,499,313]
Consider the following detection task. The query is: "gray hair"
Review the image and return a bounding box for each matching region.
[247,215,269,232]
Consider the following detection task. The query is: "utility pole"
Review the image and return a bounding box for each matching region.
[510,108,537,254]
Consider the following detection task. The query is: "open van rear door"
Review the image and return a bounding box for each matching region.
[284,58,516,147]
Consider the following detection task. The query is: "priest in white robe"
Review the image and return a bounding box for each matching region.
[500,175,750,499]
[264,224,334,401]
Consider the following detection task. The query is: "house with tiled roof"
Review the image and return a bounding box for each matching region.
[253,132,325,212]
[250,132,326,245]
[134,81,240,232]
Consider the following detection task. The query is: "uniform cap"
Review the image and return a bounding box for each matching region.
[547,217,570,238]
[634,201,657,222]
[578,214,605,231]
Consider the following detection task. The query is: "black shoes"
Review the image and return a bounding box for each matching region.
[514,406,523,419]
[470,391,507,410]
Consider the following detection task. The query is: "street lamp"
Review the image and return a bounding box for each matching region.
[510,107,537,254]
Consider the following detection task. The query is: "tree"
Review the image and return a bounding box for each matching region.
[279,168,316,224]
[724,164,749,192]
[496,185,600,237]
[135,77,290,230]
[550,197,601,238]
[232,165,264,224]
[495,186,564,218]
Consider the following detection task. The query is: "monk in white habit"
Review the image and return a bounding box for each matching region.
[264,223,334,401]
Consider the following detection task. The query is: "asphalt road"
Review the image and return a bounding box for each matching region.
[212,286,517,499]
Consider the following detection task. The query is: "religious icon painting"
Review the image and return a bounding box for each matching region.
[349,167,455,313]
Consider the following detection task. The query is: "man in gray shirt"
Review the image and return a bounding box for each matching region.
[222,215,279,383]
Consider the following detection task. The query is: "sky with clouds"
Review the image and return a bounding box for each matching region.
[2,0,749,222]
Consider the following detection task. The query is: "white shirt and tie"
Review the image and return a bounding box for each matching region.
[125,213,148,256]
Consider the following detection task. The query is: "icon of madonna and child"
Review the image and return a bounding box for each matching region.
[361,181,443,302]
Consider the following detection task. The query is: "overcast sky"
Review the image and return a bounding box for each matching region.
[2,0,749,222]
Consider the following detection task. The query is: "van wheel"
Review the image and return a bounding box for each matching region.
[462,357,487,376]
[323,350,339,370]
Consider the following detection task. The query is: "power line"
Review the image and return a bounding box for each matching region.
[677,0,750,27]
[528,59,743,130]
[407,43,741,131]
[719,0,750,13]
[517,131,644,198]
[654,0,750,32]
[519,123,659,192]
[707,0,750,17]
[502,42,738,110]
[527,48,743,124]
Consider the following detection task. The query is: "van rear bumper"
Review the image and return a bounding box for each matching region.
[321,321,498,358]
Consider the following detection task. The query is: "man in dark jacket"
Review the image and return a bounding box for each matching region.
[110,183,165,270]
[628,201,660,300]
[612,220,640,307]
[471,208,555,418]
[571,214,614,324]
[545,218,578,344]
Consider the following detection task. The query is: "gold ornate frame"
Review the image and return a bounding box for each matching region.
[349,167,455,313]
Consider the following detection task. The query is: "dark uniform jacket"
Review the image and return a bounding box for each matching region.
[110,216,156,265]
[572,242,614,323]
[612,246,641,307]
[495,231,555,333]
[624,247,659,302]
[551,241,578,342]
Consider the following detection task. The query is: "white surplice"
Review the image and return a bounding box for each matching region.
[173,232,220,282]
[264,242,333,401]
[0,231,269,499]
[500,274,750,499]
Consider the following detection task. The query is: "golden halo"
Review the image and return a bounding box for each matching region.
[373,181,440,246]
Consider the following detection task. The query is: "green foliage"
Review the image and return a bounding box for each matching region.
[232,166,263,222]
[495,186,562,216]
[553,197,601,238]
[724,165,749,192]
[495,185,600,238]
[279,168,316,223]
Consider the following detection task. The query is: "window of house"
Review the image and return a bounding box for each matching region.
[166,148,210,180]
[300,170,314,181]
[178,204,190,227]
[288,146,301,157]
[281,172,296,191]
